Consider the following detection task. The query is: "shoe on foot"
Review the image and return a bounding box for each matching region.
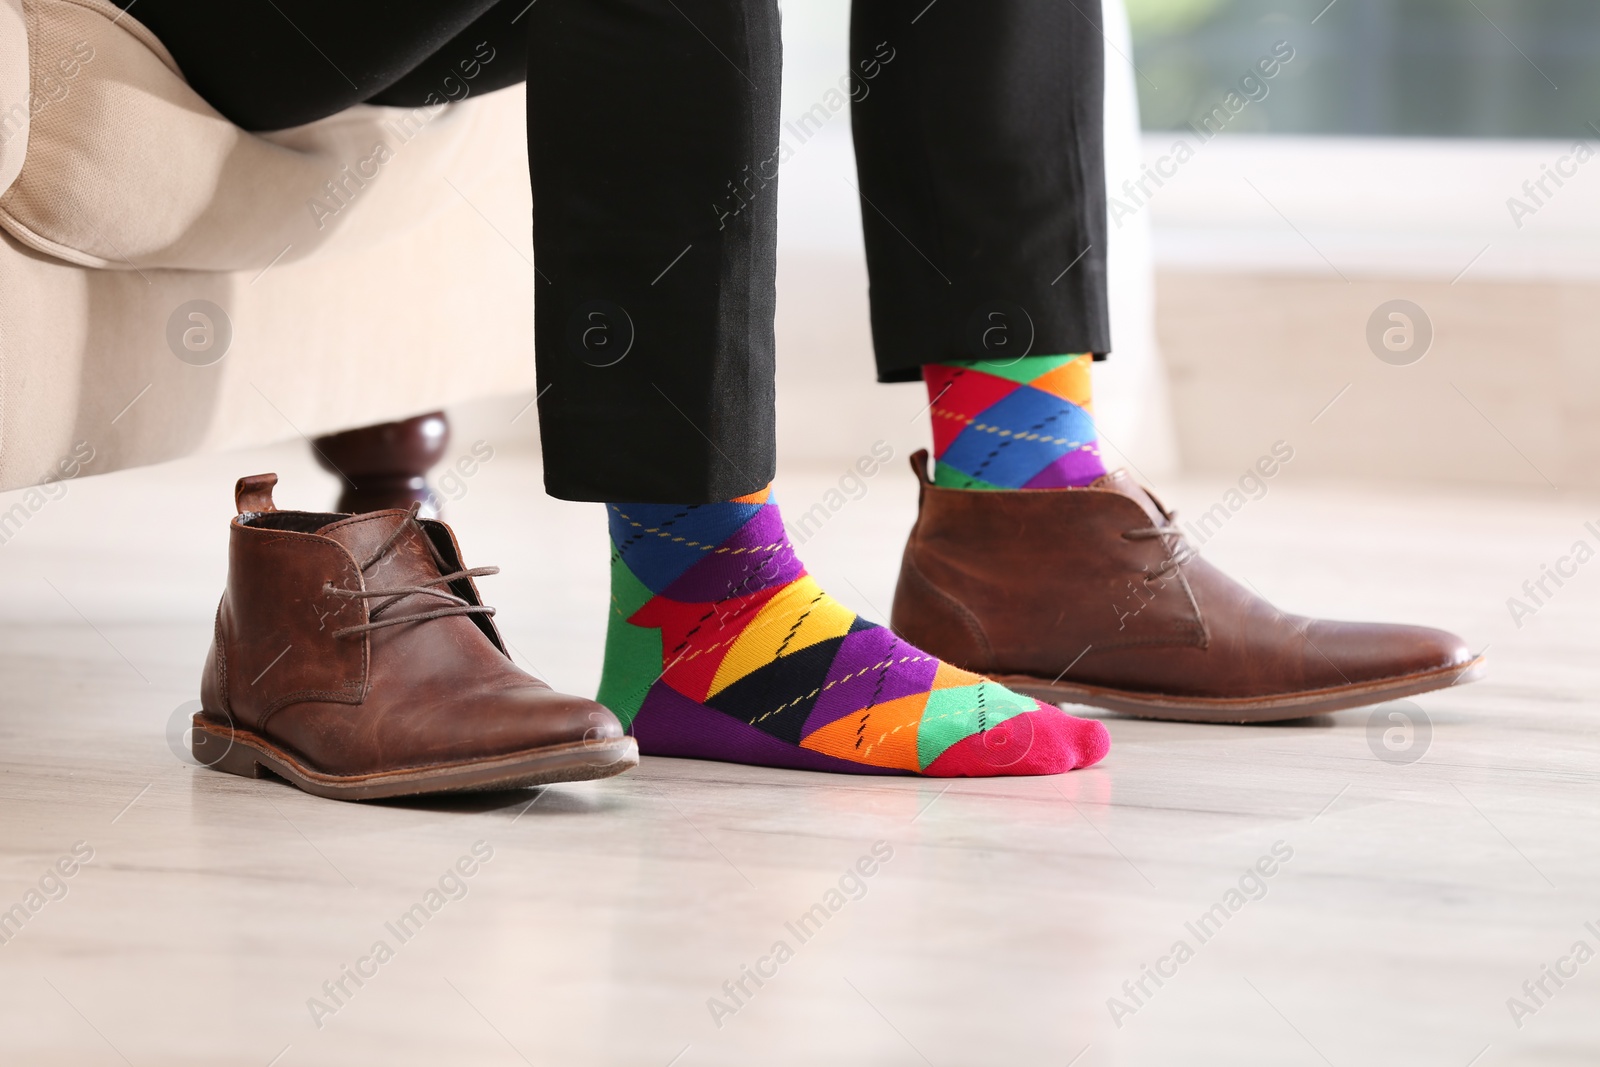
[193,474,638,800]
[597,488,1110,776]
[892,451,1484,723]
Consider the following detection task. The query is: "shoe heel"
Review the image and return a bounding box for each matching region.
[192,720,266,778]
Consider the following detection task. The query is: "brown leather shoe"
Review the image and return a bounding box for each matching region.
[193,474,638,799]
[891,452,1484,723]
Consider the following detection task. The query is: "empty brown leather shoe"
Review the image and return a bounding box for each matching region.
[891,452,1484,723]
[193,474,638,799]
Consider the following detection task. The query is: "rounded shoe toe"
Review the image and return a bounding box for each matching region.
[476,686,627,755]
[1302,620,1476,686]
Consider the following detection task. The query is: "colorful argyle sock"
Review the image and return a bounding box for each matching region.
[923,354,1108,489]
[597,489,1109,776]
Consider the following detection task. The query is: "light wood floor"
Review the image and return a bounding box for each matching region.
[1,440,1596,1066]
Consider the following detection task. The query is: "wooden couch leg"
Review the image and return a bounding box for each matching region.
[312,412,449,514]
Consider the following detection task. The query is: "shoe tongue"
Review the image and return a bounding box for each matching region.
[1088,469,1169,526]
[316,510,443,585]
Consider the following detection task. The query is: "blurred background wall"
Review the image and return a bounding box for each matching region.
[1132,0,1600,489]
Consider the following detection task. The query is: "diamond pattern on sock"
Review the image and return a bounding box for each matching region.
[596,494,1110,777]
[923,354,1108,490]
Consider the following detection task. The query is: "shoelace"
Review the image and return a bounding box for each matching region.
[326,503,499,638]
[1123,512,1198,580]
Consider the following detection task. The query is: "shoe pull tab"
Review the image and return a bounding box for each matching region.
[235,473,279,514]
[909,449,933,486]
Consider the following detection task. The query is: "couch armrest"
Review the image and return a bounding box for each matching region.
[0,0,28,197]
[1,0,514,273]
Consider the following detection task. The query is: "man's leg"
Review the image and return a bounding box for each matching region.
[530,0,1108,775]
[528,0,778,504]
[852,0,1110,491]
[851,0,1109,378]
[108,0,527,131]
[857,2,1479,721]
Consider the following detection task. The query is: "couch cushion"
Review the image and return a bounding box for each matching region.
[0,0,517,271]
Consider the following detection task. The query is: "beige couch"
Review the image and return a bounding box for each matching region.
[0,0,537,493]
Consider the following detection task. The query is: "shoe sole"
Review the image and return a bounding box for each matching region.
[995,655,1487,724]
[190,717,640,800]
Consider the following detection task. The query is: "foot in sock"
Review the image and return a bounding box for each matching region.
[923,353,1107,489]
[596,489,1109,776]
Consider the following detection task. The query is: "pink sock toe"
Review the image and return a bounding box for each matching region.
[1066,713,1111,769]
[922,704,1109,777]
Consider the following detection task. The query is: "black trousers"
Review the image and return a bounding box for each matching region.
[120,0,1109,503]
